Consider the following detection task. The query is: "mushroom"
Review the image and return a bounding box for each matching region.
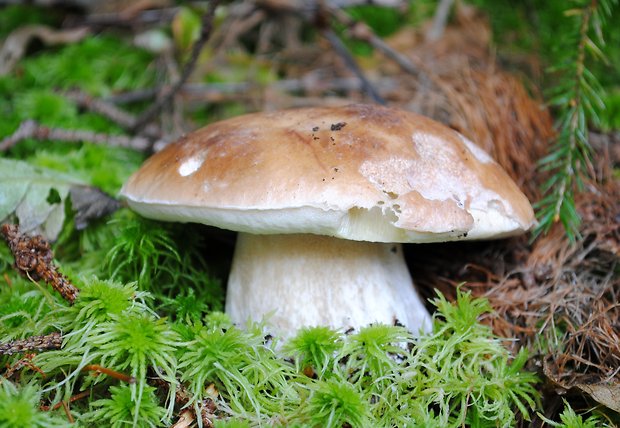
[120,104,535,337]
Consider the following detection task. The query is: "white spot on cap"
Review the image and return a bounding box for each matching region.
[459,134,493,163]
[179,156,203,176]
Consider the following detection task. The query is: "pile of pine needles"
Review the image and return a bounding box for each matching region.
[370,3,620,417]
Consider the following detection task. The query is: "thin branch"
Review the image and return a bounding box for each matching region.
[215,8,267,54]
[65,90,138,130]
[0,25,89,76]
[65,89,163,143]
[131,0,221,132]
[322,29,386,105]
[0,120,153,152]
[4,353,46,379]
[426,0,455,41]
[104,87,159,104]
[40,390,91,412]
[329,0,407,6]
[82,364,136,384]
[551,5,594,226]
[79,7,180,29]
[60,400,75,424]
[106,76,399,106]
[328,6,422,78]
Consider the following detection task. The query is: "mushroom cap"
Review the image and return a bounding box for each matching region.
[120,104,535,243]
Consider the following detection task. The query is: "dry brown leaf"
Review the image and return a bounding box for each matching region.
[576,383,620,413]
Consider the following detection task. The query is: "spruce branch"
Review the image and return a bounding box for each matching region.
[535,0,618,241]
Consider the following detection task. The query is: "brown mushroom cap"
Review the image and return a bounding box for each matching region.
[120,104,535,243]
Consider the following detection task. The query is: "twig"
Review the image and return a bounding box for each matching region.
[0,332,63,355]
[321,29,386,105]
[106,76,399,105]
[329,0,407,7]
[426,0,455,41]
[83,364,136,384]
[0,25,89,76]
[4,353,46,379]
[1,224,80,304]
[65,90,163,145]
[0,120,153,152]
[40,390,91,411]
[61,400,74,424]
[104,87,159,104]
[79,7,180,29]
[131,0,221,132]
[215,7,267,54]
[328,6,421,78]
[65,90,138,130]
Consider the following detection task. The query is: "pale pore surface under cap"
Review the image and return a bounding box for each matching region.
[121,104,535,242]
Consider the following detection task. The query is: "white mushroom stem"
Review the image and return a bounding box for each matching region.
[226,232,432,338]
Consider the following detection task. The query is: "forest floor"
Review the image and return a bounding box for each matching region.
[0,1,618,427]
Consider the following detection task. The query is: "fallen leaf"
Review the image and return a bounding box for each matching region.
[0,159,79,240]
[1,159,122,238]
[576,382,620,413]
[543,357,620,412]
[69,185,120,230]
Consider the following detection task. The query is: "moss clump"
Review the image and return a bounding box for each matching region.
[0,381,66,428]
[3,271,539,427]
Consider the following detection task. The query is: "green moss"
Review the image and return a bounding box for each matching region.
[65,278,148,328]
[284,326,341,379]
[0,381,66,428]
[345,5,406,37]
[386,290,540,427]
[159,287,211,322]
[90,312,180,403]
[104,212,224,312]
[178,323,298,418]
[539,400,613,428]
[298,377,370,428]
[15,91,78,124]
[0,276,55,341]
[20,36,155,97]
[33,144,142,195]
[341,324,411,390]
[0,5,58,38]
[2,263,540,428]
[83,384,165,428]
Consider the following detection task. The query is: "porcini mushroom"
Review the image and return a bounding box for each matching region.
[120,104,535,337]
